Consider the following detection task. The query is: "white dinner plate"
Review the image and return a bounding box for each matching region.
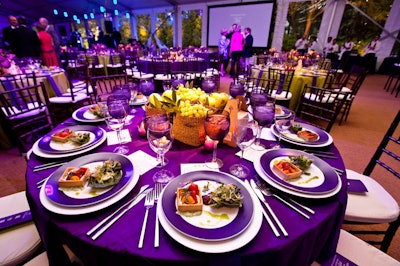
[158,180,262,253]
[32,128,107,158]
[72,105,106,123]
[254,154,342,199]
[39,162,140,215]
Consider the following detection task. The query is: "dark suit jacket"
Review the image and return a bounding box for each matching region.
[13,26,41,58]
[46,24,60,50]
[2,26,18,53]
[242,34,253,58]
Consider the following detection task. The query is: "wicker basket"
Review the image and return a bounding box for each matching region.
[172,113,206,147]
[144,104,167,116]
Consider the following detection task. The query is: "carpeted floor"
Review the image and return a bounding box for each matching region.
[0,73,399,261]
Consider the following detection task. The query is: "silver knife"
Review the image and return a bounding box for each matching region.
[91,188,152,240]
[87,185,149,237]
[244,180,280,237]
[250,179,288,237]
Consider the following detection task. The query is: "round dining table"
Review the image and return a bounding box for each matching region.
[25,106,347,266]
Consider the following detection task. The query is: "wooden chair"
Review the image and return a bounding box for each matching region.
[0,82,53,155]
[296,85,348,133]
[267,67,295,107]
[106,53,125,75]
[344,110,400,252]
[88,73,129,102]
[0,72,38,90]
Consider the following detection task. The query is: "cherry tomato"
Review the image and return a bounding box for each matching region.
[190,190,198,203]
[188,183,199,193]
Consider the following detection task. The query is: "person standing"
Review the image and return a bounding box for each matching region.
[295,35,308,55]
[363,35,381,73]
[13,17,41,59]
[338,36,354,61]
[225,24,237,75]
[2,16,19,54]
[229,25,244,78]
[36,23,58,66]
[326,38,339,62]
[218,28,229,76]
[39,17,60,64]
[323,36,333,57]
[242,27,253,72]
[308,36,321,54]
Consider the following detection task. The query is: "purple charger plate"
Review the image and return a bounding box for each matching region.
[38,125,104,154]
[273,123,330,145]
[161,171,253,241]
[73,105,105,122]
[259,149,339,194]
[45,153,134,207]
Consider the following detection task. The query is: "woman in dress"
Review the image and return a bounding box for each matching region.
[36,23,58,67]
[218,28,229,76]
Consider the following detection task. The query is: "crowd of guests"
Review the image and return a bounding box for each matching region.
[218,23,253,77]
[294,34,381,73]
[2,15,60,68]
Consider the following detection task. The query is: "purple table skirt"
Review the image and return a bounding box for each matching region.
[26,107,347,266]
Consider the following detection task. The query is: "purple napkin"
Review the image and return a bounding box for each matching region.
[0,210,32,230]
[45,74,63,96]
[347,179,368,193]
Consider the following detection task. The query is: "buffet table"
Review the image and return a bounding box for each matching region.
[25,106,347,266]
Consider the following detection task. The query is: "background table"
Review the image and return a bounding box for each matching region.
[25,107,347,266]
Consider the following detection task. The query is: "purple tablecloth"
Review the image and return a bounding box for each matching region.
[26,107,347,266]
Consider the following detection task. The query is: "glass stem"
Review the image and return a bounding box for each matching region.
[116,130,122,146]
[256,126,263,145]
[212,141,218,162]
[159,153,165,168]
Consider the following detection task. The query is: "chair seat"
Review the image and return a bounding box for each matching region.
[345,169,400,223]
[2,104,46,120]
[313,229,399,266]
[107,63,123,68]
[304,92,335,103]
[132,72,154,79]
[271,90,292,101]
[154,74,172,80]
[0,191,42,266]
[23,252,49,266]
[49,93,89,104]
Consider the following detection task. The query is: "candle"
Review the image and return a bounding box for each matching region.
[204,136,215,151]
[138,121,146,137]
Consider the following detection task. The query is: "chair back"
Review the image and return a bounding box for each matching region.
[297,85,348,132]
[89,74,129,100]
[0,82,53,154]
[364,110,400,178]
[268,68,294,98]
[0,73,37,91]
[245,77,276,96]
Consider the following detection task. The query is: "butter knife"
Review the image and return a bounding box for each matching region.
[87,185,149,237]
[91,188,151,240]
[244,180,280,237]
[250,179,288,237]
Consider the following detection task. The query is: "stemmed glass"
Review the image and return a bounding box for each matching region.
[105,96,129,154]
[275,110,296,148]
[252,97,275,150]
[112,85,134,124]
[229,118,258,178]
[144,114,170,167]
[204,109,230,169]
[229,81,245,98]
[147,122,174,183]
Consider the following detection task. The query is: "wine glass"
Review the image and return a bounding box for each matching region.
[144,114,170,167]
[112,86,133,124]
[204,109,230,169]
[252,98,275,150]
[275,110,295,148]
[123,83,138,114]
[229,118,258,178]
[147,122,174,183]
[105,97,129,154]
[229,81,245,98]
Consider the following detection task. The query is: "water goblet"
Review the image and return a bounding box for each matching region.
[252,98,276,150]
[204,109,230,169]
[109,92,132,125]
[105,98,129,154]
[122,83,138,114]
[229,118,258,178]
[144,114,170,167]
[147,122,174,183]
[275,110,296,148]
[229,82,245,98]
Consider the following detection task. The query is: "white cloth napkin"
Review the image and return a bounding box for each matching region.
[107,129,132,145]
[236,145,271,163]
[128,150,159,175]
[260,127,277,141]
[180,163,219,174]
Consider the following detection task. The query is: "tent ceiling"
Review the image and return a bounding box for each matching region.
[0,0,221,23]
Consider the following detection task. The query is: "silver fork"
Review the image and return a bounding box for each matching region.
[138,189,155,249]
[255,180,311,219]
[255,179,315,215]
[153,183,163,248]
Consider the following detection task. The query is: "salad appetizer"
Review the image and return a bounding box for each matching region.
[51,128,90,146]
[88,159,122,188]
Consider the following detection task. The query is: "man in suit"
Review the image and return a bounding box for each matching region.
[39,17,60,64]
[13,17,41,58]
[2,15,19,54]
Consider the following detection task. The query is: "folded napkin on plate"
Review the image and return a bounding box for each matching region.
[128,150,159,175]
[236,145,271,162]
[180,163,219,174]
[107,129,132,145]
